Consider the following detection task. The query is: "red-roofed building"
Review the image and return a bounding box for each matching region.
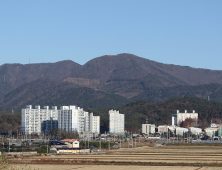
[61,139,79,148]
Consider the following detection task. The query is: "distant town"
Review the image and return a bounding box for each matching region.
[0,104,221,156]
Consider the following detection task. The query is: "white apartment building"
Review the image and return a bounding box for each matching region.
[109,109,124,134]
[58,105,100,134]
[58,105,81,133]
[21,105,58,135]
[89,112,100,135]
[22,105,100,135]
[142,124,155,134]
[172,110,198,126]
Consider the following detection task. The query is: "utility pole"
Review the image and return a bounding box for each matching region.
[120,139,121,149]
[47,138,48,154]
[99,138,101,151]
[169,130,170,143]
[167,128,168,143]
[183,132,184,143]
[84,139,86,149]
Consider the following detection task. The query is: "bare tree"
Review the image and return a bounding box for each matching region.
[48,128,79,140]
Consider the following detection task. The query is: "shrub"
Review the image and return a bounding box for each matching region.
[37,146,50,153]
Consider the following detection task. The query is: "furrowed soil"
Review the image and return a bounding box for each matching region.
[6,144,222,170]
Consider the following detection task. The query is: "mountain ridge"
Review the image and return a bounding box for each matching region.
[1,53,222,107]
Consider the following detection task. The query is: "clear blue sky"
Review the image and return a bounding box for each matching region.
[0,1,222,70]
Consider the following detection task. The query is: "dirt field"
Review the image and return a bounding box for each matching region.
[12,165,222,170]
[7,144,222,170]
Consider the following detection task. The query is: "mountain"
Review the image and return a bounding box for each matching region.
[69,53,222,98]
[0,79,132,108]
[132,83,222,102]
[0,60,81,99]
[2,53,222,107]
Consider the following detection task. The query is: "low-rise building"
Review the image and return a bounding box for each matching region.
[61,139,79,148]
[168,125,176,132]
[172,110,198,126]
[189,127,202,135]
[51,148,90,154]
[175,127,188,136]
[205,127,218,137]
[142,124,155,134]
[218,125,222,137]
[158,125,168,133]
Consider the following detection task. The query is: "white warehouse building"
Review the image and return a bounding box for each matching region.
[172,110,198,126]
[176,127,189,136]
[109,110,124,134]
[158,125,168,134]
[189,127,202,135]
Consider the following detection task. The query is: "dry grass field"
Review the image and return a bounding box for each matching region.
[6,144,222,170]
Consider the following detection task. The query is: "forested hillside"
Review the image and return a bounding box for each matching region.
[1,96,222,134]
[0,107,21,133]
[132,83,222,102]
[88,96,222,133]
[0,79,132,108]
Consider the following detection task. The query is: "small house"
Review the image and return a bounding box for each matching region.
[61,139,79,148]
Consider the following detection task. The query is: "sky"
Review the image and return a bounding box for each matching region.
[0,1,222,70]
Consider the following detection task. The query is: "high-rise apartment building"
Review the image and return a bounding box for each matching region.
[58,106,100,134]
[21,105,58,135]
[22,105,100,135]
[89,112,100,134]
[109,109,124,134]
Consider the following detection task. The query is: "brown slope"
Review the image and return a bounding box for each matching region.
[1,53,222,101]
[149,61,222,86]
[0,60,82,99]
[72,53,186,85]
[66,53,222,98]
[75,53,222,86]
[0,79,77,107]
[67,53,187,97]
[0,79,131,108]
